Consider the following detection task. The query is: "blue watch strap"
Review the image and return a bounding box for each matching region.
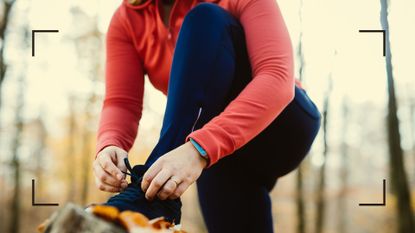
[189,138,208,158]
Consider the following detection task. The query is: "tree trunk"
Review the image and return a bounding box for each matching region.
[338,99,349,233]
[296,167,306,233]
[0,2,16,231]
[66,96,77,202]
[315,82,331,233]
[296,1,307,232]
[380,1,415,232]
[0,0,16,109]
[80,111,92,206]
[9,75,25,233]
[410,100,415,172]
[33,117,47,195]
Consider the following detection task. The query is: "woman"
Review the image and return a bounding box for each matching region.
[93,0,320,232]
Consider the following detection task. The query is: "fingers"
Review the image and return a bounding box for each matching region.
[157,178,178,200]
[141,143,204,200]
[93,147,129,193]
[145,169,172,200]
[98,154,124,181]
[93,164,122,186]
[141,161,162,192]
[93,168,121,193]
[168,182,189,200]
[93,161,128,192]
[94,176,122,193]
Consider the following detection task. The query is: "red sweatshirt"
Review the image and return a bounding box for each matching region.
[96,0,295,166]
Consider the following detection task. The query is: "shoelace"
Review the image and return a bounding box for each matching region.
[121,158,142,183]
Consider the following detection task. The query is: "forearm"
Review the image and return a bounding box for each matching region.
[96,101,142,155]
[96,7,146,155]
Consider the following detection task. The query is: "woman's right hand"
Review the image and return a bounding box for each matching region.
[93,146,129,193]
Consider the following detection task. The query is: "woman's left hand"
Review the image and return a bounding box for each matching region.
[141,141,207,200]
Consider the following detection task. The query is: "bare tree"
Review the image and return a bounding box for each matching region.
[315,79,331,233]
[9,76,24,233]
[66,95,77,202]
[296,0,307,232]
[8,20,29,233]
[32,116,47,195]
[380,1,415,233]
[0,0,16,108]
[410,97,415,170]
[337,99,349,233]
[0,1,16,229]
[296,166,306,233]
[80,95,95,205]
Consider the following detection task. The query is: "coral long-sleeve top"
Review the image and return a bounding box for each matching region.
[96,0,295,166]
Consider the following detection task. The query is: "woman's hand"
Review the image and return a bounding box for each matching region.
[93,146,129,193]
[141,141,207,201]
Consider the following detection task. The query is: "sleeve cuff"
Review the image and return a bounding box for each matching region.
[186,127,235,167]
[95,137,126,159]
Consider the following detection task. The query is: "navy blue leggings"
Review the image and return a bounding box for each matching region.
[145,3,321,233]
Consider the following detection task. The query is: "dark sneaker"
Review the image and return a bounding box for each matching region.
[104,158,182,224]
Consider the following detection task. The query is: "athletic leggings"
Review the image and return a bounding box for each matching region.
[144,3,321,233]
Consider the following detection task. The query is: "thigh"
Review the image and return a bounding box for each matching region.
[197,160,274,233]
[236,86,321,189]
[196,87,320,232]
[145,4,240,166]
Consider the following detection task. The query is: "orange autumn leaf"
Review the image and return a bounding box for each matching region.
[118,210,150,231]
[90,205,120,222]
[149,217,173,230]
[37,219,49,233]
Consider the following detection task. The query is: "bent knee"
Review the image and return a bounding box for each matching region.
[184,3,233,28]
[188,3,225,17]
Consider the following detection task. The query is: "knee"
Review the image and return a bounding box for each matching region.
[188,3,225,17]
[184,3,230,30]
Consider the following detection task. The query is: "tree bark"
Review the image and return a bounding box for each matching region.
[9,75,25,233]
[380,1,415,232]
[80,102,92,205]
[33,117,47,195]
[66,96,77,202]
[296,1,307,232]
[0,0,16,109]
[8,17,29,232]
[296,167,306,233]
[410,99,415,172]
[338,99,349,233]
[0,1,16,231]
[315,81,331,233]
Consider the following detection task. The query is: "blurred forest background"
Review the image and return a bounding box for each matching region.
[0,0,415,232]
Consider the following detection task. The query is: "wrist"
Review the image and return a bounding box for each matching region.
[186,140,209,168]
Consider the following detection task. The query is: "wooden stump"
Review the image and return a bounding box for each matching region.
[43,203,126,233]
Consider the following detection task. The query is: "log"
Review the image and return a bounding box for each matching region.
[39,204,186,233]
[41,203,126,233]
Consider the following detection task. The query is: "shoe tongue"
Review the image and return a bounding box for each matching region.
[130,164,148,183]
